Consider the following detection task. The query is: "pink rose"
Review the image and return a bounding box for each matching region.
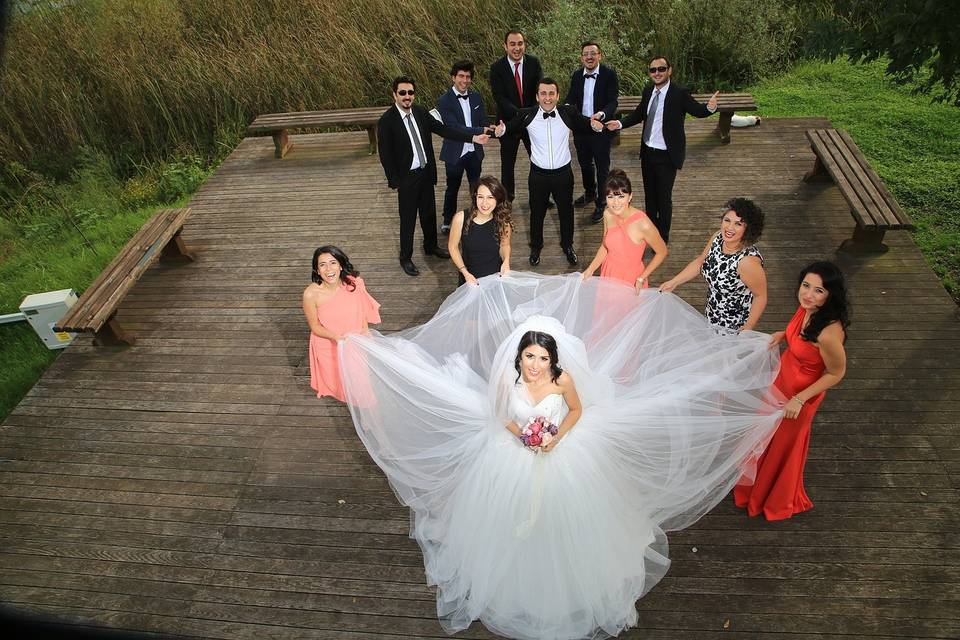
[531,422,541,435]
[528,433,542,446]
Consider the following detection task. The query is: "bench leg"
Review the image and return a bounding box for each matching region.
[803,155,830,182]
[94,315,135,346]
[716,112,733,144]
[160,230,195,263]
[366,126,377,155]
[838,224,888,255]
[272,130,293,159]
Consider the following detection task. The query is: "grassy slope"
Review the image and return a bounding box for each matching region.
[746,58,960,299]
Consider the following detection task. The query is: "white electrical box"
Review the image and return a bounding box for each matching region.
[19,289,79,350]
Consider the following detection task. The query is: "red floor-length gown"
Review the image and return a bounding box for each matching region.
[309,277,381,401]
[735,306,827,520]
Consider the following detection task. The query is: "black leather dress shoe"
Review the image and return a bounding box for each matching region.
[590,206,604,223]
[574,192,596,207]
[563,246,579,266]
[400,259,420,276]
[425,246,450,259]
[529,249,541,266]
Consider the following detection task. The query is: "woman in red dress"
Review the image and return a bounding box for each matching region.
[302,246,381,402]
[735,261,850,520]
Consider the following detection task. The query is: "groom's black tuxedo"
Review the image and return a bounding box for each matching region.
[501,105,596,252]
[377,104,474,261]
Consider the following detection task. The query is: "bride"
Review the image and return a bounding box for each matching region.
[339,272,784,640]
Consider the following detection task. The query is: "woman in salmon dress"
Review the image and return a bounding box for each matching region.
[735,261,850,520]
[302,245,381,402]
[581,170,667,292]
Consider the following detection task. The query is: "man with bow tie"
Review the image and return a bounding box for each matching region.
[495,78,603,267]
[436,60,491,235]
[563,41,619,223]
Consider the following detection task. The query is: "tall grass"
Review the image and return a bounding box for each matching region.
[0,0,549,173]
[0,0,812,174]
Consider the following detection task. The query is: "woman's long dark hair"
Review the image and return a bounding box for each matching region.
[311,245,359,291]
[798,261,850,343]
[465,175,514,242]
[514,331,563,383]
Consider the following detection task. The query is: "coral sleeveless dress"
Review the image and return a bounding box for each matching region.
[308,277,381,401]
[735,306,827,520]
[600,210,648,288]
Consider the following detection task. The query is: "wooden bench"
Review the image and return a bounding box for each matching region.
[54,207,194,345]
[248,107,386,158]
[617,93,757,144]
[804,128,913,253]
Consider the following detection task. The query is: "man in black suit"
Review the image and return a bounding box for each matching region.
[489,29,542,202]
[494,78,603,267]
[606,56,718,242]
[563,41,619,223]
[436,60,490,234]
[377,76,489,276]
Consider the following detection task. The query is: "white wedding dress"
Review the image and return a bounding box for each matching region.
[339,273,784,640]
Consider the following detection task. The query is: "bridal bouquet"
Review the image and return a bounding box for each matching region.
[520,415,559,450]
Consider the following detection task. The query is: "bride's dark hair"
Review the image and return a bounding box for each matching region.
[514,331,563,383]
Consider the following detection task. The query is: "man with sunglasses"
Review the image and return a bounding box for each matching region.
[563,41,619,223]
[378,76,490,277]
[606,56,718,242]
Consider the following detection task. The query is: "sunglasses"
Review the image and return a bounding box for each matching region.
[648,66,669,73]
[397,89,415,96]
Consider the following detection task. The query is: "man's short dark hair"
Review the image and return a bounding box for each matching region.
[504,29,524,43]
[538,77,559,92]
[649,55,671,67]
[392,76,416,93]
[450,60,475,78]
[581,41,601,52]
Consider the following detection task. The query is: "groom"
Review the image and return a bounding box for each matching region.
[378,76,490,276]
[495,78,603,266]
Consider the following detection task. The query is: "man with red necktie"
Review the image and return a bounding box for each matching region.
[489,29,542,203]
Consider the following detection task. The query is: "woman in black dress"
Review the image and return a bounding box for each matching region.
[448,175,514,286]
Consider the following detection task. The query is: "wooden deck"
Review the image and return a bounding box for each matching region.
[1,118,958,639]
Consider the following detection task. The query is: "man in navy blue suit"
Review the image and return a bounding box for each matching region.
[563,41,619,223]
[436,60,491,234]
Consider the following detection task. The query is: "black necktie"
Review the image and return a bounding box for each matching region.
[585,73,597,80]
[457,93,469,100]
[542,111,556,119]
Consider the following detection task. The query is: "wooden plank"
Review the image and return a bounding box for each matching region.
[2,117,958,640]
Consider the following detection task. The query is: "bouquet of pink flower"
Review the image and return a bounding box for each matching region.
[520,415,559,450]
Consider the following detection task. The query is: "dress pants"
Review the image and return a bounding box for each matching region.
[528,163,574,250]
[499,130,531,200]
[573,131,613,209]
[397,167,441,260]
[640,144,678,242]
[442,151,483,224]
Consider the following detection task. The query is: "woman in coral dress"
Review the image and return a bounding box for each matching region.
[302,245,380,402]
[581,170,667,292]
[735,261,850,520]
